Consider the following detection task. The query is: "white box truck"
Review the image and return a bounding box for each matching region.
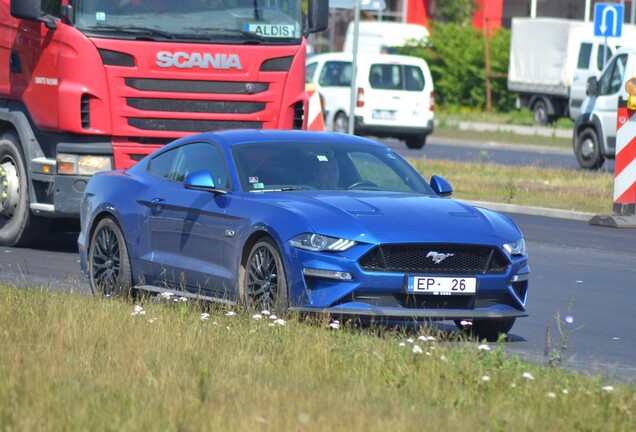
[508,17,636,125]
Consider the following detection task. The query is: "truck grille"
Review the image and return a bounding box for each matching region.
[124,78,269,94]
[128,118,262,132]
[127,98,265,114]
[358,244,509,275]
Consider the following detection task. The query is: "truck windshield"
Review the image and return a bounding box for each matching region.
[74,0,303,44]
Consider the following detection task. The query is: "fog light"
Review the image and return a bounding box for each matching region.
[303,268,352,280]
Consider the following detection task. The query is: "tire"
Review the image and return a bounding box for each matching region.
[240,237,288,314]
[404,135,427,149]
[532,99,549,126]
[455,318,516,342]
[333,112,349,134]
[88,217,134,298]
[574,128,605,170]
[0,131,50,247]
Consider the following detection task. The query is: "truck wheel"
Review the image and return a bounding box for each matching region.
[532,100,549,126]
[404,135,427,149]
[575,128,605,170]
[0,132,50,247]
[333,112,349,134]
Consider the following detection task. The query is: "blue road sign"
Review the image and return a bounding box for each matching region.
[594,3,624,38]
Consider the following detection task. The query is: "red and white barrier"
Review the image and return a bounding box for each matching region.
[590,100,636,227]
[305,83,325,131]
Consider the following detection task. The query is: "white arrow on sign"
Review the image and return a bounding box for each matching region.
[600,5,618,35]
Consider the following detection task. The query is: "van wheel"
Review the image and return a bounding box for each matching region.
[333,112,349,134]
[575,128,605,170]
[532,100,550,126]
[0,132,50,247]
[405,135,427,149]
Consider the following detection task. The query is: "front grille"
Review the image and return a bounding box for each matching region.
[125,78,269,94]
[335,292,475,310]
[358,244,509,274]
[128,118,263,132]
[127,98,265,114]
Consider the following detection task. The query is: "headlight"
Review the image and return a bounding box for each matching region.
[504,238,526,256]
[290,233,357,252]
[57,154,113,175]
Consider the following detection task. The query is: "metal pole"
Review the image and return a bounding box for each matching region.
[632,0,635,25]
[348,0,360,135]
[530,0,537,18]
[584,0,591,22]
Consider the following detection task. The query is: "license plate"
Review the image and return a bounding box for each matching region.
[407,276,476,295]
[372,110,396,120]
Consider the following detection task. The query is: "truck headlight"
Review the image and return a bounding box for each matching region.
[57,154,112,175]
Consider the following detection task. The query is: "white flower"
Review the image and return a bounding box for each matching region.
[252,314,263,320]
[398,342,406,347]
[478,344,491,351]
[426,336,436,341]
[565,315,574,324]
[261,310,271,316]
[412,345,423,354]
[329,322,340,330]
[417,335,428,341]
[406,338,414,344]
[481,375,491,382]
[131,305,146,316]
[160,292,174,299]
[200,313,210,321]
[226,311,236,316]
[561,389,569,395]
[274,318,287,326]
[179,296,188,302]
[602,386,614,393]
[269,314,278,320]
[547,392,557,399]
[460,320,472,326]
[148,318,156,323]
[522,372,535,380]
[440,355,448,362]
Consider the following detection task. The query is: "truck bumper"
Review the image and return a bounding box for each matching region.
[30,174,90,218]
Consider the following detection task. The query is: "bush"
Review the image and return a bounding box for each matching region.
[397,22,515,112]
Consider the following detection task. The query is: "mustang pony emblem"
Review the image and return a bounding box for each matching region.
[427,251,454,264]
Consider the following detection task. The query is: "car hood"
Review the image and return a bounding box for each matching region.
[272,191,522,244]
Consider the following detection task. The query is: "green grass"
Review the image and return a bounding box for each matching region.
[410,159,614,214]
[1,286,634,431]
[432,126,572,148]
[435,108,575,129]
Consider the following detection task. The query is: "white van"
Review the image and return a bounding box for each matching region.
[573,46,636,169]
[306,52,434,149]
[343,21,429,54]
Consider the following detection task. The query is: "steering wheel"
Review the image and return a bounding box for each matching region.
[348,181,380,190]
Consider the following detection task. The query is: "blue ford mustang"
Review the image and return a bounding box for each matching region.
[78,130,529,339]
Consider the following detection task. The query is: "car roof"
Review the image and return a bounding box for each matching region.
[165,129,388,151]
[307,51,426,65]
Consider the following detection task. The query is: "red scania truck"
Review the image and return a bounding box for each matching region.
[0,0,328,246]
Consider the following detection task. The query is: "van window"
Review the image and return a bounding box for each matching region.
[369,64,425,91]
[597,45,613,70]
[319,61,351,87]
[306,63,318,84]
[577,43,592,69]
[599,53,628,95]
[369,64,401,89]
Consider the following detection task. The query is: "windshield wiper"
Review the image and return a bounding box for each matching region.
[183,27,267,43]
[86,25,174,40]
[250,186,308,193]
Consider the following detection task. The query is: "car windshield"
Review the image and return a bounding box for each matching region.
[231,141,435,194]
[74,0,302,44]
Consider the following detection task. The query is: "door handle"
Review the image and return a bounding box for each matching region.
[151,198,166,206]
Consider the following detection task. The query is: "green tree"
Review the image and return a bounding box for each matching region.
[435,0,478,25]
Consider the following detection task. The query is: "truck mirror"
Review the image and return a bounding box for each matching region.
[586,76,598,97]
[306,0,329,34]
[10,0,57,30]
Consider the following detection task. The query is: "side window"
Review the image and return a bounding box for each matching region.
[599,54,627,96]
[577,43,592,69]
[148,149,179,179]
[318,61,351,87]
[404,66,425,91]
[42,0,62,17]
[306,62,318,83]
[597,45,613,71]
[369,64,402,90]
[171,143,230,188]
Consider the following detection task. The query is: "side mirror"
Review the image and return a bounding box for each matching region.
[306,0,329,34]
[586,76,598,97]
[430,175,452,197]
[11,0,57,30]
[184,169,227,194]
